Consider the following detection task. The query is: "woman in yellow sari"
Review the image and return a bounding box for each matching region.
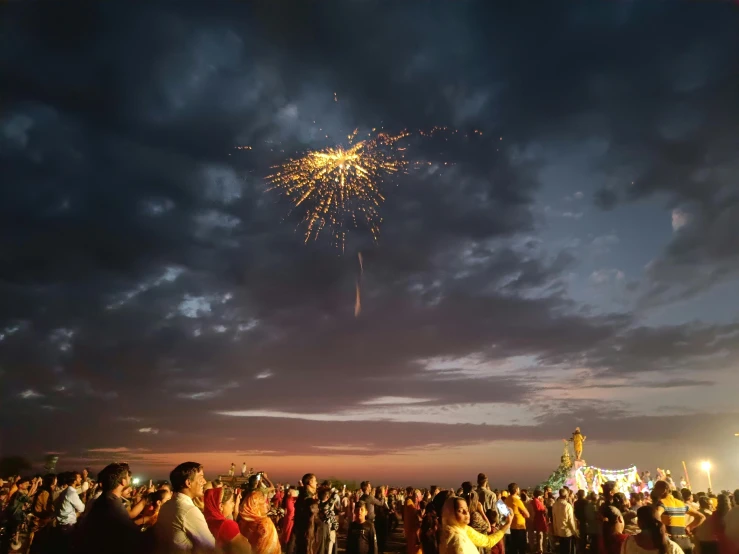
[239,490,281,554]
[405,488,422,554]
[440,496,510,554]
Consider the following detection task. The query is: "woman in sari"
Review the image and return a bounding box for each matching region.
[405,488,423,554]
[281,487,299,546]
[203,486,251,553]
[240,490,282,554]
[440,496,510,554]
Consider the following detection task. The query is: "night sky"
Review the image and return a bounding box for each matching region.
[2,1,739,489]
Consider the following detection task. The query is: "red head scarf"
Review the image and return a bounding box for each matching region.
[203,488,226,537]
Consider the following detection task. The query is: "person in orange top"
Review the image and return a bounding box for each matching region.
[505,483,530,554]
[239,490,282,554]
[404,488,422,554]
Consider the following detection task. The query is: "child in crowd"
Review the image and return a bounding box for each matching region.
[346,501,378,554]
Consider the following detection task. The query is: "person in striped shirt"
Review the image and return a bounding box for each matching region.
[651,480,705,554]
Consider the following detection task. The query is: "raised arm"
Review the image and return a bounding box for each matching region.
[71,489,86,513]
[467,525,507,548]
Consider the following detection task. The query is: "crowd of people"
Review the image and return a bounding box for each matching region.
[1,463,739,554]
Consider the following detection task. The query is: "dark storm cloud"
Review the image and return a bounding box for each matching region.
[554,7,739,303]
[1,0,738,470]
[585,322,739,376]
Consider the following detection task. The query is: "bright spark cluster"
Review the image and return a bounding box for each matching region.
[266,131,409,248]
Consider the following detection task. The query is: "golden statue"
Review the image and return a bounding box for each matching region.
[563,427,586,461]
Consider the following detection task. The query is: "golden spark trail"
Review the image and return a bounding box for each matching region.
[266,131,409,249]
[355,251,364,318]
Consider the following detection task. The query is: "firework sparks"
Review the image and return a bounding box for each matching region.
[266,131,409,248]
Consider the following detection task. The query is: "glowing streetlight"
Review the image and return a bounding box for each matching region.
[700,461,713,491]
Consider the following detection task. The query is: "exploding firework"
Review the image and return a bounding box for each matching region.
[266,131,409,248]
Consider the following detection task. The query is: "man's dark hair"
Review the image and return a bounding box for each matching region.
[477,473,487,486]
[650,480,670,502]
[170,462,203,492]
[681,488,692,502]
[302,473,315,487]
[354,500,367,513]
[98,463,130,492]
[507,483,518,495]
[62,472,78,487]
[360,481,370,491]
[602,481,615,493]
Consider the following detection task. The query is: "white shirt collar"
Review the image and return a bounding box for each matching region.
[176,492,195,506]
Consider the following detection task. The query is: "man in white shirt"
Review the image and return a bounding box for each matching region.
[156,461,216,553]
[53,472,86,554]
[552,488,577,554]
[57,472,86,526]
